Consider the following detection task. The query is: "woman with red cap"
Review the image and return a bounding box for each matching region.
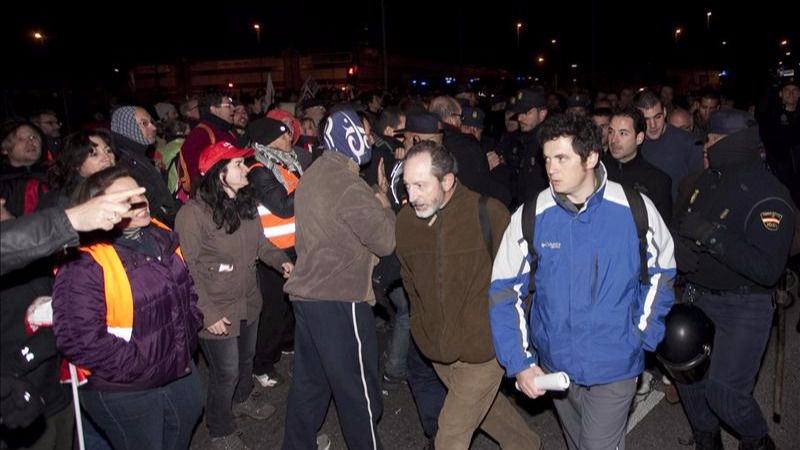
[175,141,292,449]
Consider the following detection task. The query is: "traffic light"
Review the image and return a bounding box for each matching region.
[346,65,359,84]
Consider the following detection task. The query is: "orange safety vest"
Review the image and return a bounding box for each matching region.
[66,219,183,380]
[251,161,299,249]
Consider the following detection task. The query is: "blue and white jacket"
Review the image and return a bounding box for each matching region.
[489,164,675,386]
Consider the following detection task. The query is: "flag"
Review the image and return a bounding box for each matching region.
[265,72,275,109]
[299,75,318,102]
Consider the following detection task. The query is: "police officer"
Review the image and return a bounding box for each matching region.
[673,109,796,450]
[495,89,549,206]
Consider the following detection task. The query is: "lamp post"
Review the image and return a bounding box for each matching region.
[253,23,261,45]
[706,11,712,29]
[516,22,522,48]
[674,27,682,44]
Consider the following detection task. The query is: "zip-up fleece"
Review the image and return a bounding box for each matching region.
[396,184,509,364]
[489,164,676,386]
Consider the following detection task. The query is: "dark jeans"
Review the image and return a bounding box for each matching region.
[676,290,774,440]
[384,285,410,379]
[254,261,295,375]
[283,301,383,450]
[406,338,446,438]
[199,319,259,437]
[79,367,202,450]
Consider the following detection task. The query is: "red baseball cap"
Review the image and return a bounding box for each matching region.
[198,141,254,176]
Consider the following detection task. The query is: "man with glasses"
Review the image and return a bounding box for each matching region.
[29,109,62,158]
[178,91,238,195]
[635,90,703,200]
[430,95,510,207]
[111,105,179,225]
[0,121,48,217]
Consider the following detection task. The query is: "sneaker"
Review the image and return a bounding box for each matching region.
[210,431,251,450]
[232,394,276,420]
[663,382,680,404]
[382,373,407,390]
[636,371,654,396]
[382,373,407,385]
[253,372,279,388]
[316,433,331,450]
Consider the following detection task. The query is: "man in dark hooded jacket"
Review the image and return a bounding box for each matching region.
[673,110,796,450]
[110,106,179,225]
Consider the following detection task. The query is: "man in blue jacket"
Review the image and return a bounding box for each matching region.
[489,113,676,450]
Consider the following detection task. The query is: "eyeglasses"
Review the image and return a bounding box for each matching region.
[17,134,42,143]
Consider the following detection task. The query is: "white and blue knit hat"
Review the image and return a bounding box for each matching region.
[111,106,151,145]
[322,110,371,165]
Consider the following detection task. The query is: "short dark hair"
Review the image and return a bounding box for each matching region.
[699,88,721,102]
[199,90,228,113]
[612,107,646,136]
[375,107,404,135]
[633,90,662,110]
[538,113,601,162]
[405,140,458,180]
[591,107,613,120]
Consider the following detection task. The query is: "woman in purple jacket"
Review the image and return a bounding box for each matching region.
[52,166,204,450]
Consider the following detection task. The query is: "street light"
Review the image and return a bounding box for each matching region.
[32,31,45,43]
[551,39,557,45]
[674,27,682,43]
[537,56,545,64]
[706,11,712,29]
[780,40,788,47]
[253,23,261,45]
[516,22,522,48]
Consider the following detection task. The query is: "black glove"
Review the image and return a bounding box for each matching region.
[674,238,701,273]
[678,212,717,245]
[0,375,44,429]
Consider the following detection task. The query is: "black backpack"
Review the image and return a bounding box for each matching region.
[478,187,650,303]
[521,186,650,297]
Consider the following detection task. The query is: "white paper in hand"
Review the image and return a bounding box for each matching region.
[533,372,570,391]
[515,371,571,392]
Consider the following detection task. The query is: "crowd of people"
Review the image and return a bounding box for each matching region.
[1,76,798,450]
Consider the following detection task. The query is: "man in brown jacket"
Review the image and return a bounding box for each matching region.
[396,141,541,450]
[282,110,395,450]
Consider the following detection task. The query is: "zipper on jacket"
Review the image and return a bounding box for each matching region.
[590,253,599,304]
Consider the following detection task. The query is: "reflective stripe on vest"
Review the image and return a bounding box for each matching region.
[252,162,299,249]
[78,219,184,342]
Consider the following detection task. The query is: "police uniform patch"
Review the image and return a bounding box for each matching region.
[760,211,783,231]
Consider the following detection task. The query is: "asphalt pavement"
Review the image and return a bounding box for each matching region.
[191,298,800,449]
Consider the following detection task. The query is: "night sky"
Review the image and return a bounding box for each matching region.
[3,1,797,90]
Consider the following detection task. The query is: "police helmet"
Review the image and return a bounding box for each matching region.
[656,303,715,384]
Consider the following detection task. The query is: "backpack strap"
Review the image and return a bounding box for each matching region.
[622,184,650,285]
[478,195,492,257]
[521,194,539,295]
[177,124,216,194]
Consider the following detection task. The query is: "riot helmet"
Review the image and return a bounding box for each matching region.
[656,303,715,384]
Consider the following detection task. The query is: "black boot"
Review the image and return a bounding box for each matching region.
[695,430,724,450]
[739,435,776,450]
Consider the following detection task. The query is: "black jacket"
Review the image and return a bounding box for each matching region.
[443,127,511,208]
[112,133,179,226]
[676,126,796,290]
[0,163,49,218]
[603,151,673,224]
[495,127,548,207]
[1,208,79,276]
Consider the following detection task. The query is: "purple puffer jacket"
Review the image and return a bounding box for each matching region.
[52,225,203,391]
